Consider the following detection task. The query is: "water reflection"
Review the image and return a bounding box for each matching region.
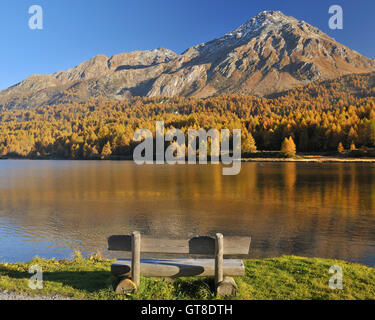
[0,160,375,265]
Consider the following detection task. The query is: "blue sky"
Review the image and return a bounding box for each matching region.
[1,0,374,90]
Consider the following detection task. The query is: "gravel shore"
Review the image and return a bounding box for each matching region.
[0,290,73,300]
[242,156,375,163]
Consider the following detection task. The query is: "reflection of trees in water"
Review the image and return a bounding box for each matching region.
[0,161,375,264]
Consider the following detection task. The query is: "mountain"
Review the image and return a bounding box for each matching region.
[1,10,375,109]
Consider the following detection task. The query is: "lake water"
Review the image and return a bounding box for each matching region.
[0,160,375,266]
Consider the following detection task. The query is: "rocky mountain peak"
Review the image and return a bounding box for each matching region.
[233,10,294,34]
[1,11,374,109]
[223,10,323,43]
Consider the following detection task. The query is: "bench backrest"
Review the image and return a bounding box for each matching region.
[108,234,251,258]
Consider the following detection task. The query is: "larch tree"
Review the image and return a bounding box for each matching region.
[337,142,345,153]
[101,141,112,159]
[241,130,257,154]
[281,137,296,158]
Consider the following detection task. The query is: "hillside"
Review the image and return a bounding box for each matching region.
[0,71,375,159]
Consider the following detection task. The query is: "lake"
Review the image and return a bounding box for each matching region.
[0,160,375,266]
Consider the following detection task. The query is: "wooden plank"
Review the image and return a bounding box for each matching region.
[108,235,251,256]
[215,233,224,285]
[111,259,245,278]
[108,235,132,251]
[131,231,141,286]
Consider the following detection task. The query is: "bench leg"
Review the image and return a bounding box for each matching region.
[215,233,224,289]
[116,277,137,295]
[132,231,141,287]
[216,277,239,297]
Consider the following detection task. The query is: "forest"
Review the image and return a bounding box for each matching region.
[0,72,375,160]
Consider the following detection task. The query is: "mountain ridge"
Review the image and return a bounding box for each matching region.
[1,10,375,109]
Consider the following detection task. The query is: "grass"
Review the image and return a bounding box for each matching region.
[0,253,374,300]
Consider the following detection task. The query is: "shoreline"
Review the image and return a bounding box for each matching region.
[242,156,375,163]
[1,156,375,163]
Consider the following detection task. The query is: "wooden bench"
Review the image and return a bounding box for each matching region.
[108,232,251,296]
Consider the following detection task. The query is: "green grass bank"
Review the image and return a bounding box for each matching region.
[0,254,374,300]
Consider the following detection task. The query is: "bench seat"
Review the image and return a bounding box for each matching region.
[111,258,245,278]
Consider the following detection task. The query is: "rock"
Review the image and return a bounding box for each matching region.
[216,277,239,297]
[115,278,137,295]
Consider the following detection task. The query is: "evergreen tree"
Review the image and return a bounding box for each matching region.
[369,120,375,146]
[298,129,309,152]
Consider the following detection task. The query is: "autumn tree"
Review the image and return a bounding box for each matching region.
[241,130,257,154]
[337,142,345,153]
[347,127,358,146]
[281,137,296,158]
[101,141,112,159]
